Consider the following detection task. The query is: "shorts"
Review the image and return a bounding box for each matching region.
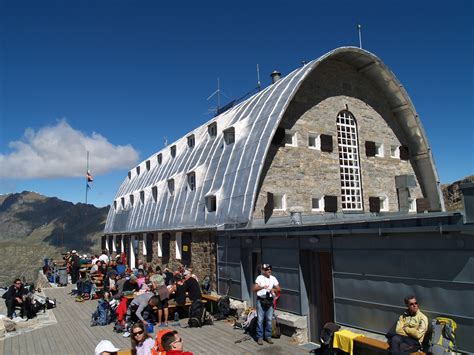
[159,298,169,309]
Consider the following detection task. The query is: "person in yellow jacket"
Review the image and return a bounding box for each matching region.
[389,295,428,354]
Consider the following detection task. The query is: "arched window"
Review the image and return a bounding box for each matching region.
[336,111,363,211]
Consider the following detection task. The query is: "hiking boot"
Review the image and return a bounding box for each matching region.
[257,339,264,345]
[265,338,274,344]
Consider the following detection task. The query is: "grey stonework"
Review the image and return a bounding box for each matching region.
[254,60,423,219]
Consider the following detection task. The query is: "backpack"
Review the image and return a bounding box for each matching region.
[45,297,57,309]
[188,300,211,328]
[91,299,112,326]
[216,295,231,320]
[320,322,341,355]
[429,317,457,354]
[242,310,257,337]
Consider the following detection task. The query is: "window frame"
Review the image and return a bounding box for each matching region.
[408,197,417,213]
[390,145,400,159]
[140,190,145,204]
[152,186,158,202]
[208,122,217,138]
[284,130,297,147]
[308,133,321,150]
[206,195,217,212]
[272,193,286,211]
[223,127,235,145]
[187,134,195,148]
[170,145,177,158]
[168,179,175,196]
[157,153,163,165]
[379,196,389,212]
[311,196,325,211]
[129,194,134,207]
[187,172,196,191]
[375,142,384,157]
[146,160,151,171]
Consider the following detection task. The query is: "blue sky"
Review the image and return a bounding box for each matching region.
[1,0,473,207]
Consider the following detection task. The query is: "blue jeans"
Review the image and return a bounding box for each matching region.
[256,299,273,340]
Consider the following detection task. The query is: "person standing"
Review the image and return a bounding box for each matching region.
[389,295,428,354]
[253,264,280,345]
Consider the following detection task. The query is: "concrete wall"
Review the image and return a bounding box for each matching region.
[254,60,423,218]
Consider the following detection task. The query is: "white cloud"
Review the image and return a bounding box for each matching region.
[0,120,139,179]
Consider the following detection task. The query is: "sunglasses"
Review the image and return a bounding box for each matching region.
[409,302,418,306]
[172,337,183,344]
[132,330,144,336]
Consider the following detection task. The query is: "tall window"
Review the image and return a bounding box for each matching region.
[337,111,363,211]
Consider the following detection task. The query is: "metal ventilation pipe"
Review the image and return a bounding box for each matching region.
[270,70,281,84]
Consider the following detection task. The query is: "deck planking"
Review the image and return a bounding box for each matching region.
[1,285,309,354]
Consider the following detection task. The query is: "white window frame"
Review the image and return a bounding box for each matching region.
[142,233,147,256]
[206,195,217,212]
[337,111,363,211]
[308,133,321,150]
[170,145,177,158]
[208,122,217,138]
[168,179,175,196]
[187,134,195,148]
[284,130,297,147]
[223,127,235,145]
[379,196,389,212]
[375,142,384,157]
[157,233,163,257]
[157,153,163,165]
[175,232,182,260]
[272,193,286,211]
[311,196,325,211]
[187,172,196,191]
[408,197,417,213]
[390,145,400,159]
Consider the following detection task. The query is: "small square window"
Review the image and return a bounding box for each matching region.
[206,195,217,212]
[308,133,321,150]
[152,186,158,202]
[128,171,132,180]
[223,127,235,145]
[121,197,125,208]
[146,160,151,171]
[170,145,176,158]
[187,172,196,191]
[168,179,175,196]
[157,154,162,165]
[375,143,384,157]
[408,198,416,212]
[114,200,117,210]
[380,196,389,211]
[187,134,195,148]
[208,122,217,137]
[272,193,286,210]
[284,130,297,147]
[136,166,140,175]
[311,196,324,211]
[129,194,134,206]
[140,190,145,204]
[390,145,400,159]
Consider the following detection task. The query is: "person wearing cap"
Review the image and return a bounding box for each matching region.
[254,264,280,345]
[182,269,201,302]
[95,339,120,355]
[70,250,81,284]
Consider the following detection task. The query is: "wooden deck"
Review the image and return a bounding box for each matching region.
[0,285,309,354]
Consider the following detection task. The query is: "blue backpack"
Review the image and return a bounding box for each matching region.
[91,299,111,326]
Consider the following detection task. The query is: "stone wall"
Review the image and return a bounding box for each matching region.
[254,60,423,218]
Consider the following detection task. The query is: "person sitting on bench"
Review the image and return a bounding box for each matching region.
[2,278,28,319]
[389,295,428,354]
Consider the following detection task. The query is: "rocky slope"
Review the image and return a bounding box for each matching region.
[0,191,108,285]
[441,175,473,212]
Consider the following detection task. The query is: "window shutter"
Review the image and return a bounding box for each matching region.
[162,233,171,259]
[123,237,130,267]
[416,198,430,213]
[181,232,192,267]
[146,234,153,262]
[365,141,376,157]
[320,134,333,152]
[324,195,337,212]
[369,197,380,212]
[272,127,286,145]
[116,235,122,254]
[267,192,274,210]
[101,236,106,251]
[399,145,409,160]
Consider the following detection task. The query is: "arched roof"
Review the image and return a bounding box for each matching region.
[104,47,443,234]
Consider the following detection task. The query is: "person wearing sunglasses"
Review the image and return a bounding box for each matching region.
[160,330,193,354]
[2,278,28,319]
[389,295,428,354]
[131,321,154,355]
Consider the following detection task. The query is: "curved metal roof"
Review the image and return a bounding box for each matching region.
[104,46,443,234]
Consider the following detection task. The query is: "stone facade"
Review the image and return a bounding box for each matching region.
[254,60,423,218]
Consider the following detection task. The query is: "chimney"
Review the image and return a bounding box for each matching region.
[270,70,281,84]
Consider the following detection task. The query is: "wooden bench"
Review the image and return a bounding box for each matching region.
[201,294,219,313]
[353,336,426,355]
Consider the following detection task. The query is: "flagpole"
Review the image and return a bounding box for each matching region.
[85,151,89,204]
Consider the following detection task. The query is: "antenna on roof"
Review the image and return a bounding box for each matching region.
[207,77,227,113]
[357,23,363,49]
[256,64,261,91]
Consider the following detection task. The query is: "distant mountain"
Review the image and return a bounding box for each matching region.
[0,191,108,285]
[441,175,474,212]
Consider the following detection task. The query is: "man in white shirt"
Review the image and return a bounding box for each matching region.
[253,264,280,345]
[98,250,109,264]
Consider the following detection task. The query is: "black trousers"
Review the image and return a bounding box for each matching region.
[389,334,421,355]
[5,298,25,318]
[71,267,80,284]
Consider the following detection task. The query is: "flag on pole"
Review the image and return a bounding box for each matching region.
[86,170,93,182]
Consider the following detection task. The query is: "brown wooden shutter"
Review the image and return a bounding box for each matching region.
[369,197,380,212]
[365,141,376,157]
[416,198,430,213]
[146,234,153,263]
[399,145,409,160]
[162,233,171,259]
[116,235,122,254]
[320,134,333,153]
[272,127,286,145]
[101,236,106,251]
[181,232,192,267]
[324,195,337,212]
